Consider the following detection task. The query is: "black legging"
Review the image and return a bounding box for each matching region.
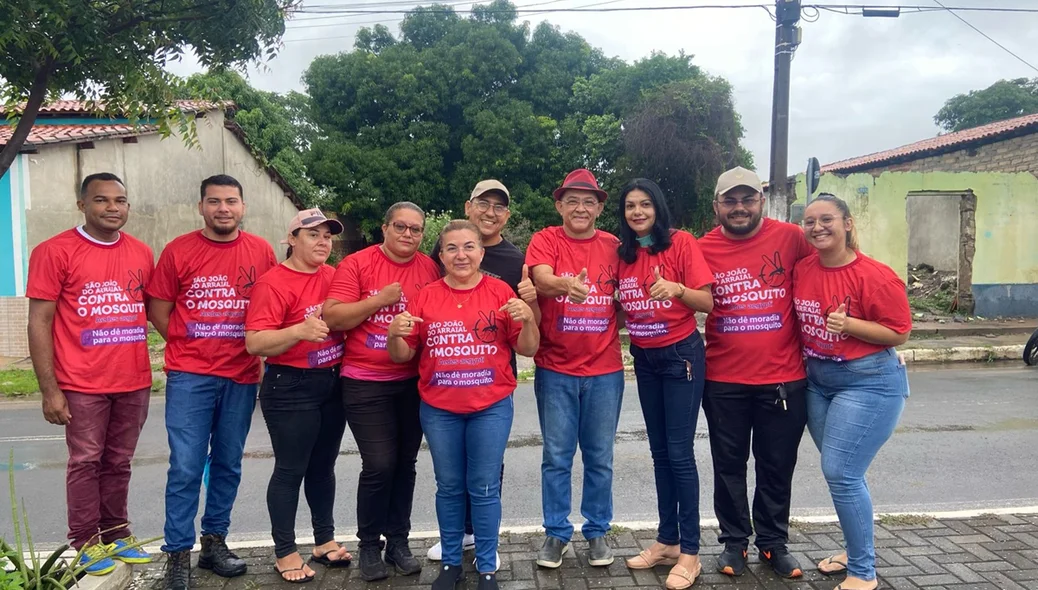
[342,377,423,550]
[260,365,346,558]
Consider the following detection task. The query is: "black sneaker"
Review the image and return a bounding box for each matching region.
[476,572,498,590]
[716,544,747,577]
[586,537,614,567]
[197,534,247,578]
[759,546,803,579]
[358,545,389,582]
[535,537,570,569]
[431,564,464,590]
[384,541,422,576]
[162,550,191,590]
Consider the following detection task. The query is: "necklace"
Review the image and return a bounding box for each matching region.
[445,275,481,307]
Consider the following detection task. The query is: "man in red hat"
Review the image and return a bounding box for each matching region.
[525,169,624,569]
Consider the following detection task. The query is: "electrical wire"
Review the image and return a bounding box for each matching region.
[931,0,1038,74]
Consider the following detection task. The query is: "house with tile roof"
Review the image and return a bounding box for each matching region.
[765,113,1038,318]
[0,100,305,357]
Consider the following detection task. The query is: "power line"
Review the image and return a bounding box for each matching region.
[930,0,1038,75]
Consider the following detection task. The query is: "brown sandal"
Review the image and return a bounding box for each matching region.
[665,563,702,590]
[626,548,678,570]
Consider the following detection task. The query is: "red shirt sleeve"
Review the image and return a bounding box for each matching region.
[525,230,556,270]
[245,280,290,331]
[863,276,912,335]
[326,256,361,303]
[402,292,424,351]
[26,243,65,301]
[680,234,714,290]
[148,246,180,302]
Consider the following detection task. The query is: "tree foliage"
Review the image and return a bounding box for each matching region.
[0,0,294,177]
[301,1,750,244]
[935,78,1038,133]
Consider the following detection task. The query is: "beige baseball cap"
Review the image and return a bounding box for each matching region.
[470,179,510,204]
[715,166,763,197]
[280,208,344,243]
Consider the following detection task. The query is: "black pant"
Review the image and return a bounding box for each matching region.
[260,365,346,558]
[702,379,807,551]
[343,377,423,549]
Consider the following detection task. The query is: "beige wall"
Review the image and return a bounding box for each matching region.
[24,110,300,261]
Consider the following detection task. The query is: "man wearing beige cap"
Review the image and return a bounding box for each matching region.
[697,166,812,579]
[426,179,536,566]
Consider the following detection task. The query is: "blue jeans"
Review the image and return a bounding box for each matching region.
[630,332,705,555]
[420,397,513,573]
[806,348,909,581]
[534,367,624,542]
[162,371,257,552]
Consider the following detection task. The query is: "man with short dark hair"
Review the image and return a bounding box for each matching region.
[27,172,155,575]
[698,166,812,579]
[148,174,277,590]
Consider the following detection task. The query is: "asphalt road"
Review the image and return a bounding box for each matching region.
[2,364,1036,548]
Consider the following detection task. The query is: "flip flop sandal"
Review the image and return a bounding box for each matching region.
[665,563,702,590]
[274,565,316,584]
[625,549,678,570]
[818,555,848,576]
[311,548,352,568]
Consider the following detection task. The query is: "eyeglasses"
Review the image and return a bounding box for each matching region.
[716,195,761,208]
[471,199,508,215]
[802,215,840,229]
[561,198,600,209]
[390,222,424,236]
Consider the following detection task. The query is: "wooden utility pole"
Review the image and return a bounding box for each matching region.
[768,0,801,221]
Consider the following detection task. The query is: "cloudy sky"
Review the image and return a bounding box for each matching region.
[167,0,1038,178]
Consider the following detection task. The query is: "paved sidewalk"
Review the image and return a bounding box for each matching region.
[131,513,1038,590]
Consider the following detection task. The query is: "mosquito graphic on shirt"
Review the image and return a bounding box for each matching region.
[595,264,619,296]
[473,310,499,343]
[759,251,787,288]
[125,269,146,302]
[825,295,852,317]
[236,265,257,297]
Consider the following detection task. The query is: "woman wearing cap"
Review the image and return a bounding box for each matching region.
[387,220,539,590]
[614,179,714,589]
[244,209,351,583]
[322,202,440,582]
[795,194,911,590]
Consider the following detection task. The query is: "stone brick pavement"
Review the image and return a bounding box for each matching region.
[131,513,1038,590]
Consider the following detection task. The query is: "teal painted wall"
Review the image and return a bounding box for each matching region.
[0,155,30,297]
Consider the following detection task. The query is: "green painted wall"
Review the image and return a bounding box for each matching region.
[789,170,1038,285]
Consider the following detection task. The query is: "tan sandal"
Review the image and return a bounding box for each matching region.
[665,563,702,590]
[625,548,678,570]
[818,554,848,576]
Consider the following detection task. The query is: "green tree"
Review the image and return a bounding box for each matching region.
[0,0,293,177]
[934,78,1038,132]
[182,70,326,207]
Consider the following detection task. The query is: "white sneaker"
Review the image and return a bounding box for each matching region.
[473,552,501,572]
[427,534,477,561]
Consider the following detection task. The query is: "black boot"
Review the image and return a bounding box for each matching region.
[197,534,247,578]
[384,541,422,576]
[358,544,389,582]
[162,550,191,590]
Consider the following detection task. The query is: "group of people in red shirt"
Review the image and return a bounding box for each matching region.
[26,163,910,590]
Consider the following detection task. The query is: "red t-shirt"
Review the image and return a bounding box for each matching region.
[617,230,714,348]
[26,228,154,394]
[147,230,277,384]
[326,245,440,378]
[245,264,344,369]
[525,227,623,376]
[699,219,813,384]
[793,253,912,362]
[404,277,522,413]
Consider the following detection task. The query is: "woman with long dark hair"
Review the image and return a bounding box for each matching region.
[794,194,911,590]
[615,179,714,589]
[245,209,351,583]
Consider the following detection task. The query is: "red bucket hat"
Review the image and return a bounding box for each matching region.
[552,168,608,202]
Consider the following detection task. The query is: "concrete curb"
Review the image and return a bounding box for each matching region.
[71,561,132,590]
[901,344,1025,363]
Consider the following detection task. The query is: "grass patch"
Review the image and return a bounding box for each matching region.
[877,513,934,527]
[607,524,630,536]
[0,369,39,397]
[516,368,535,381]
[151,378,166,393]
[151,363,165,372]
[147,327,165,348]
[909,292,955,315]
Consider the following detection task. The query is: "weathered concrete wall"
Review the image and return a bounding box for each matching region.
[906,192,960,271]
[24,110,299,261]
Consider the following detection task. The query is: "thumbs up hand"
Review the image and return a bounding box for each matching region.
[566,267,590,304]
[826,303,848,334]
[649,266,684,301]
[518,264,537,304]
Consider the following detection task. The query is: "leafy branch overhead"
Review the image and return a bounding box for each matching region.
[0,0,297,177]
